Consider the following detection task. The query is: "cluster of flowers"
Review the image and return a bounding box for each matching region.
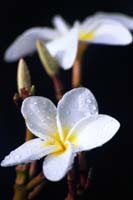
[1,12,132,182]
[4,12,133,69]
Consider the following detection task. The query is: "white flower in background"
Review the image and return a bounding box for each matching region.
[79,18,132,45]
[5,24,79,70]
[1,88,120,181]
[83,11,133,31]
[53,15,132,45]
[4,14,132,69]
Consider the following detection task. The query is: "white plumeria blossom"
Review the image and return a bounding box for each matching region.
[53,15,132,45]
[4,14,132,69]
[4,24,79,70]
[1,88,120,181]
[83,12,133,31]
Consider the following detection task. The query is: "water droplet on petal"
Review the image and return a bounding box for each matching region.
[14,155,20,160]
[66,110,70,115]
[37,128,41,132]
[29,112,33,116]
[5,155,10,160]
[46,116,51,120]
[92,105,96,110]
[29,123,33,127]
[87,99,91,104]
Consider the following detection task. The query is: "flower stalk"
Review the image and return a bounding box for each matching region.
[72,43,88,88]
[65,169,77,200]
[13,170,45,200]
[76,153,90,196]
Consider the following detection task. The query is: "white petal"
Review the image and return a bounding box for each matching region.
[4,27,59,62]
[69,114,120,152]
[46,24,79,70]
[57,87,98,140]
[52,15,70,34]
[80,19,132,45]
[21,96,57,139]
[43,142,75,181]
[1,138,55,167]
[93,12,133,30]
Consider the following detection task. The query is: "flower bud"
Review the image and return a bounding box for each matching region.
[36,40,59,77]
[17,59,31,95]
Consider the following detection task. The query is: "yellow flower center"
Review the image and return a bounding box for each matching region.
[42,127,78,156]
[79,31,95,41]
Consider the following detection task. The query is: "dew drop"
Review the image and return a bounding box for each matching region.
[37,128,41,132]
[46,116,51,120]
[29,123,33,127]
[92,105,96,110]
[36,109,40,115]
[29,112,33,116]
[86,98,92,104]
[66,110,70,115]
[5,155,10,160]
[14,155,20,160]
[87,113,91,117]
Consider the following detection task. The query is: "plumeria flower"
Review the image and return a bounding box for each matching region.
[4,15,132,69]
[5,24,79,70]
[1,88,120,181]
[79,18,132,45]
[53,15,133,45]
[82,11,133,31]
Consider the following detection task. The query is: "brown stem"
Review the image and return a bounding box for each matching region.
[26,172,44,191]
[15,164,29,185]
[78,153,87,188]
[29,161,38,179]
[28,182,46,200]
[13,171,45,200]
[13,185,28,200]
[77,152,92,196]
[13,165,29,200]
[72,59,82,88]
[25,128,34,141]
[52,75,63,100]
[72,43,88,88]
[65,169,76,200]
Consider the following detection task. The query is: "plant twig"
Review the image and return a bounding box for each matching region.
[26,172,44,191]
[28,181,46,200]
[52,75,63,100]
[65,169,76,200]
[72,43,88,88]
[13,170,46,200]
[76,154,93,197]
[13,185,28,200]
[29,161,38,179]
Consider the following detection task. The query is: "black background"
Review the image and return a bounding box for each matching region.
[0,0,131,199]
